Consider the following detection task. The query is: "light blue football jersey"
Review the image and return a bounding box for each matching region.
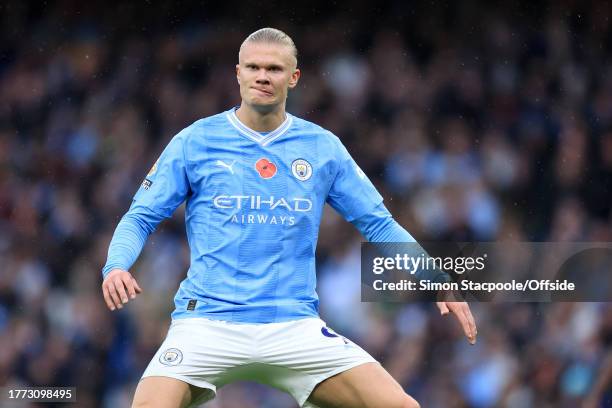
[105,107,383,323]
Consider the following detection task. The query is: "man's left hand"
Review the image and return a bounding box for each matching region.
[436,301,477,345]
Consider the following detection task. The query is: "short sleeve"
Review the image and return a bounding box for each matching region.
[326,136,383,221]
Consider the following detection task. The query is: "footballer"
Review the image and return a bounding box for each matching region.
[102,27,477,408]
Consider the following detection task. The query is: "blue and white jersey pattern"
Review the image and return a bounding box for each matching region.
[104,108,383,323]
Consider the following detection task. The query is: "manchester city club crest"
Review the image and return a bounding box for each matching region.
[159,348,183,366]
[291,159,312,181]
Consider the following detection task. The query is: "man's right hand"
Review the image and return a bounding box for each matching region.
[101,269,143,311]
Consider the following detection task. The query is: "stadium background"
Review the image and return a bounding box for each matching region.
[1,1,612,406]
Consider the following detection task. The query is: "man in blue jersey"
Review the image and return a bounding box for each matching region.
[102,28,477,408]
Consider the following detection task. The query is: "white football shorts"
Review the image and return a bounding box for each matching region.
[141,317,378,407]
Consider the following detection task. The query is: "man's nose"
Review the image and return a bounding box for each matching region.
[255,69,270,83]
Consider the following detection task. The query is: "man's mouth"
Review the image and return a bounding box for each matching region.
[252,87,273,96]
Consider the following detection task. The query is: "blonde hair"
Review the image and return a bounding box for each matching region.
[240,27,298,65]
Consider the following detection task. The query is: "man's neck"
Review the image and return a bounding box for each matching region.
[235,103,286,132]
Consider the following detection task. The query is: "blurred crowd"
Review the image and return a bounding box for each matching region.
[1,1,612,407]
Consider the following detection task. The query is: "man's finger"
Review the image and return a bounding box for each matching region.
[456,308,471,338]
[113,278,130,304]
[102,285,116,311]
[122,274,136,299]
[437,302,449,315]
[458,306,476,344]
[465,306,477,342]
[446,303,472,343]
[133,278,143,294]
[107,281,123,309]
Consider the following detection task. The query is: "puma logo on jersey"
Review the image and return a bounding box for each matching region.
[216,160,236,174]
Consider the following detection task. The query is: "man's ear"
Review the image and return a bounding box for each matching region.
[288,68,301,89]
[236,64,241,84]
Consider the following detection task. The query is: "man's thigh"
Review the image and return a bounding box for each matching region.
[132,376,205,408]
[137,318,257,406]
[306,362,420,408]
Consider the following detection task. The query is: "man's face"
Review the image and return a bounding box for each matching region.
[236,42,300,111]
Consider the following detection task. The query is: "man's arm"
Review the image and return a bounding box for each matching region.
[101,210,164,310]
[351,203,477,344]
[351,203,450,283]
[101,130,191,311]
[325,134,476,344]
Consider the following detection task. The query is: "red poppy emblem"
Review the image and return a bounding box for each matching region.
[255,158,277,179]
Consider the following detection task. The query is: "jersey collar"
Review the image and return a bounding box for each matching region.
[226,107,293,146]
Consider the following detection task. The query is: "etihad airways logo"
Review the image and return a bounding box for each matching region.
[213,195,312,226]
[213,195,312,212]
